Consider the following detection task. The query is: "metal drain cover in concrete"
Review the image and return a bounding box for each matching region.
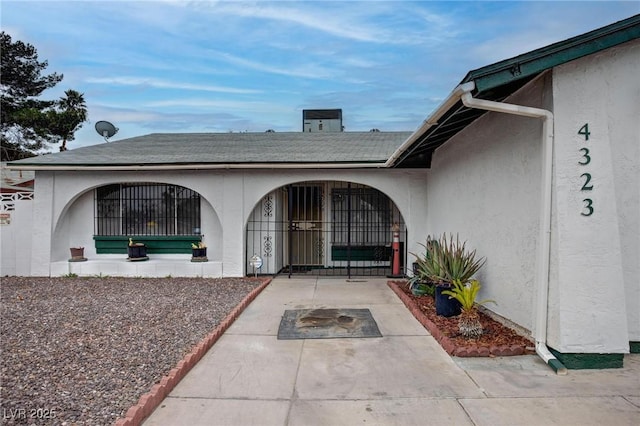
[277,308,382,340]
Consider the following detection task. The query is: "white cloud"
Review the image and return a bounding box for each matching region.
[144,98,293,114]
[178,0,455,45]
[209,50,336,79]
[84,76,261,94]
[4,0,637,148]
[184,1,389,43]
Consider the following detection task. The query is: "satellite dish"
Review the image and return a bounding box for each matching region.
[95,121,118,141]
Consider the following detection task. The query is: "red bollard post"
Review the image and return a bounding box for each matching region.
[389,223,402,277]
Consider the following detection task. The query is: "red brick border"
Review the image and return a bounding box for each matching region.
[387,280,527,358]
[114,277,272,426]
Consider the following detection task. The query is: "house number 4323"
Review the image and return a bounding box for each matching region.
[578,123,594,216]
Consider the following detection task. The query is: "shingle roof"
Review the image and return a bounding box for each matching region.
[8,131,412,168]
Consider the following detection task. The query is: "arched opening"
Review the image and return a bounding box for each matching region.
[47,180,223,277]
[92,182,206,254]
[246,180,406,277]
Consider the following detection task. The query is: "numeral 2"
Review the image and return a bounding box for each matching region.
[580,173,593,191]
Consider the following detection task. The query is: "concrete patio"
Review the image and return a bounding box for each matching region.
[143,277,640,425]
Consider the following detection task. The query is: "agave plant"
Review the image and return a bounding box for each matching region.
[442,279,495,338]
[407,275,435,296]
[435,233,486,284]
[410,236,443,285]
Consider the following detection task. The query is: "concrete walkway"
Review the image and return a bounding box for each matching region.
[144,277,640,426]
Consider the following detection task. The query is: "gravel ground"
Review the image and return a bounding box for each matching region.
[0,276,263,425]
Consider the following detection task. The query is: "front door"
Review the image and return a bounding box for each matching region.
[289,185,323,267]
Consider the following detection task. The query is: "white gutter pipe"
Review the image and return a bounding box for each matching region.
[387,80,566,373]
[385,82,476,168]
[387,79,566,373]
[460,83,567,375]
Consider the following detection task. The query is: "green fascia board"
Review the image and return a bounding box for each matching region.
[94,235,202,254]
[630,341,640,353]
[463,14,640,93]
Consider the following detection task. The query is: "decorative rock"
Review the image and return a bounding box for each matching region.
[387,280,534,359]
[1,276,270,426]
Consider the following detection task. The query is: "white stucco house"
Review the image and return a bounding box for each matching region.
[3,15,639,369]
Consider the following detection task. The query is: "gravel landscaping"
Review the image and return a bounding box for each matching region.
[0,276,263,425]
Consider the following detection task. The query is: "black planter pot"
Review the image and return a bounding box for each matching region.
[191,247,208,262]
[127,243,148,261]
[435,284,461,317]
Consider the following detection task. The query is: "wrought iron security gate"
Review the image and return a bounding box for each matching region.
[246,181,406,277]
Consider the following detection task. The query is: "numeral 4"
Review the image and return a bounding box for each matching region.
[578,123,590,141]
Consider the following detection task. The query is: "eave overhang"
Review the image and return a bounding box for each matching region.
[5,161,388,172]
[389,14,640,168]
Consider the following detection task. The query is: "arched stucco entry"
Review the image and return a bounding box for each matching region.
[245,180,406,277]
[50,181,222,265]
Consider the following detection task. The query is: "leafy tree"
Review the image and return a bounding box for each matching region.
[1,32,87,160]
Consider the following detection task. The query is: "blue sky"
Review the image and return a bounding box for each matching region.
[2,1,638,149]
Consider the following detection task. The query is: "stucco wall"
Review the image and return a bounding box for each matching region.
[425,75,549,334]
[550,39,639,351]
[27,168,429,278]
[246,191,284,275]
[426,39,639,353]
[0,192,34,276]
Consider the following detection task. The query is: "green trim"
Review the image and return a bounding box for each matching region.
[629,341,640,354]
[549,347,624,369]
[547,359,568,375]
[94,235,201,254]
[464,14,640,92]
[331,243,404,262]
[331,245,390,261]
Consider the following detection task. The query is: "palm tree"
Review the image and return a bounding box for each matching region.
[53,89,88,151]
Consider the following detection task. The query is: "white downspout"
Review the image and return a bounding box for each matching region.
[385,82,476,168]
[460,84,568,375]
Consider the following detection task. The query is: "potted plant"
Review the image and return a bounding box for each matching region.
[406,275,432,296]
[69,246,86,262]
[127,238,148,261]
[441,279,495,338]
[191,242,208,262]
[431,233,486,317]
[408,237,440,296]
